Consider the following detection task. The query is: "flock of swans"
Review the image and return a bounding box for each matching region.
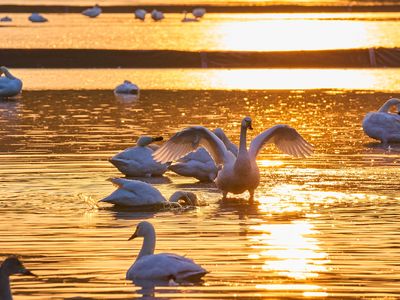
[1,64,400,297]
[0,5,206,23]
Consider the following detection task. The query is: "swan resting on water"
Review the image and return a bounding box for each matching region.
[0,256,36,300]
[153,117,313,201]
[100,178,198,208]
[151,10,164,21]
[135,9,147,21]
[362,98,400,145]
[0,66,22,98]
[28,13,48,22]
[82,4,102,18]
[192,8,206,18]
[126,221,207,282]
[114,80,140,96]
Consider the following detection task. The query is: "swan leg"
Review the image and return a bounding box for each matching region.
[222,191,228,200]
[249,190,255,204]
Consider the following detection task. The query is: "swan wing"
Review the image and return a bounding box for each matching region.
[249,124,313,159]
[213,128,238,156]
[153,126,230,165]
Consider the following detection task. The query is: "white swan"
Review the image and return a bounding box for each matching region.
[0,66,22,98]
[151,10,164,21]
[110,136,168,177]
[362,98,400,145]
[168,128,238,182]
[0,256,36,300]
[28,13,48,23]
[135,9,147,21]
[100,178,199,208]
[82,4,102,18]
[126,221,207,281]
[181,10,199,22]
[192,8,206,18]
[114,80,139,96]
[0,16,12,22]
[153,117,313,201]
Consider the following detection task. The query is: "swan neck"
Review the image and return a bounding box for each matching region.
[137,229,156,261]
[0,269,12,300]
[2,69,15,80]
[239,126,248,152]
[378,99,400,112]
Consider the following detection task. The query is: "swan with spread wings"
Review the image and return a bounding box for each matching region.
[153,117,313,201]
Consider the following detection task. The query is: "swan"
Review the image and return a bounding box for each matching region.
[168,128,238,182]
[28,13,48,23]
[100,178,199,208]
[192,8,206,18]
[362,98,400,145]
[82,4,102,18]
[0,256,36,300]
[0,66,22,98]
[181,10,199,22]
[153,117,313,201]
[126,221,207,281]
[114,80,139,96]
[110,136,169,177]
[151,10,164,21]
[135,9,147,21]
[0,16,12,22]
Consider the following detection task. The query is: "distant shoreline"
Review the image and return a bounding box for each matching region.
[1,4,400,13]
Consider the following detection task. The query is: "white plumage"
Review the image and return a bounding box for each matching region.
[153,117,313,201]
[126,221,207,282]
[362,98,400,145]
[192,8,206,18]
[151,10,164,21]
[28,13,48,23]
[82,4,102,18]
[0,16,12,22]
[114,80,140,96]
[110,136,168,177]
[134,9,147,21]
[0,66,22,98]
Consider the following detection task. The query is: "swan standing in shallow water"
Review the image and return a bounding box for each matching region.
[82,4,102,18]
[126,221,207,281]
[114,80,139,96]
[135,9,147,21]
[100,178,198,207]
[28,13,48,22]
[168,128,238,182]
[362,98,400,145]
[151,10,164,21]
[110,136,168,177]
[0,256,36,300]
[0,66,22,98]
[154,117,313,201]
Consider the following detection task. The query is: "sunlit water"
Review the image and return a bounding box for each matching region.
[1,89,399,299]
[2,13,400,50]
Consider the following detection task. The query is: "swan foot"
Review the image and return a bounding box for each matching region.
[248,190,255,204]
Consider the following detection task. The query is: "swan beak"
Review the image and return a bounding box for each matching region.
[22,268,37,277]
[128,228,138,240]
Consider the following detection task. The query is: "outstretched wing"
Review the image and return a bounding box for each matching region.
[213,128,238,156]
[153,126,230,165]
[249,124,313,159]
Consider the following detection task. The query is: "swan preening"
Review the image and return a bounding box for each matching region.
[181,11,199,23]
[110,136,168,177]
[82,4,102,18]
[126,221,207,282]
[362,98,400,145]
[28,13,48,23]
[153,117,313,201]
[0,66,22,98]
[151,10,164,21]
[114,80,140,96]
[168,128,238,182]
[100,178,199,208]
[135,9,147,21]
[0,256,36,300]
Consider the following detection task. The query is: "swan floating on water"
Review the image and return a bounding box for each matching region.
[100,178,199,208]
[0,256,36,300]
[82,4,102,18]
[151,10,164,21]
[28,13,48,23]
[168,128,238,182]
[126,221,207,282]
[0,16,12,22]
[192,8,206,18]
[0,66,22,98]
[181,10,199,22]
[110,136,168,177]
[135,9,147,21]
[153,117,313,201]
[114,80,139,96]
[362,98,400,145]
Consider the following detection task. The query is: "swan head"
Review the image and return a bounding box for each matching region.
[136,136,163,147]
[169,191,198,206]
[1,256,36,277]
[0,66,8,75]
[241,116,253,130]
[128,221,155,240]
